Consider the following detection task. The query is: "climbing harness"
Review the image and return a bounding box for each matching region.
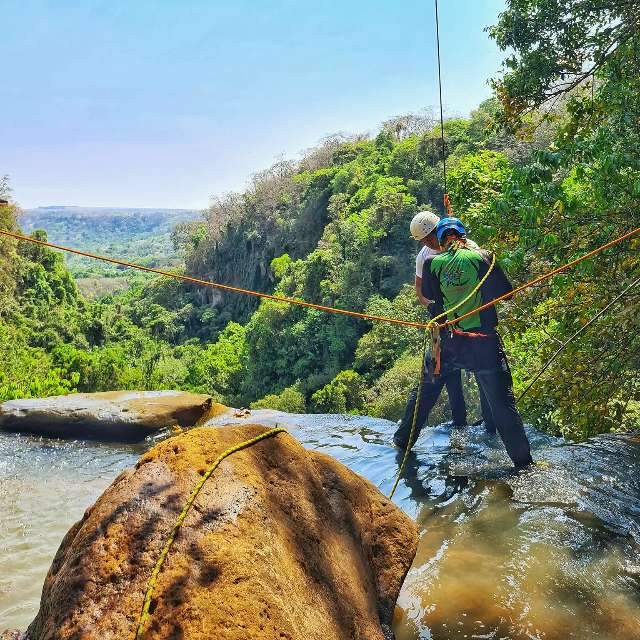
[134,427,287,639]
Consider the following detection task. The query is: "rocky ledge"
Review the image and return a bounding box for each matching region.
[21,424,417,639]
[0,391,214,442]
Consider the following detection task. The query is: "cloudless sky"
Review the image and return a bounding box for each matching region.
[1,0,506,209]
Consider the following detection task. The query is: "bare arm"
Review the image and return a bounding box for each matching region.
[415,275,432,306]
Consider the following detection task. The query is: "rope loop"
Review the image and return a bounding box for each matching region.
[443,193,454,217]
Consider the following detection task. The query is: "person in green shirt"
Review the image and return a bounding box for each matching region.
[393,217,533,469]
[407,210,496,432]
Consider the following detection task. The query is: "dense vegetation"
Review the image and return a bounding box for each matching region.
[1,0,638,439]
[20,207,201,297]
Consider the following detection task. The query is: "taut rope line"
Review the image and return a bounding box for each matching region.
[517,273,640,401]
[436,227,640,330]
[1,227,637,334]
[0,229,429,329]
[434,0,448,195]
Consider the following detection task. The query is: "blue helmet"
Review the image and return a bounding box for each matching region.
[435,217,466,244]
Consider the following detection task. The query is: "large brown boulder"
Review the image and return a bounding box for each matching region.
[0,391,214,441]
[26,424,417,639]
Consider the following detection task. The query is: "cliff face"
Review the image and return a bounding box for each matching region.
[186,170,331,323]
[26,424,417,640]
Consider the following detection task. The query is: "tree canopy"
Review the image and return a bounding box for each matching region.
[2,1,639,438]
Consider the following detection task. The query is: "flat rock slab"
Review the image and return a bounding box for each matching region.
[26,425,417,640]
[0,391,212,442]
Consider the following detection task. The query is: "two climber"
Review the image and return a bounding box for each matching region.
[394,211,533,469]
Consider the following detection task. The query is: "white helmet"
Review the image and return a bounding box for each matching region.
[410,210,440,241]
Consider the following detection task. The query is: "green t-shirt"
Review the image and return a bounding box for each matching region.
[422,242,513,331]
[425,247,490,330]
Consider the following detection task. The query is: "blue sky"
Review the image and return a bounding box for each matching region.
[1,0,506,209]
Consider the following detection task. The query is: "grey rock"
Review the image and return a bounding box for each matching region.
[0,391,211,442]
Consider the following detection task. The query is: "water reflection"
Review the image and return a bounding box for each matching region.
[387,425,640,640]
[1,414,639,638]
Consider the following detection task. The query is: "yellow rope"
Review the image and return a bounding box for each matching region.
[388,330,430,499]
[134,427,287,639]
[388,249,496,499]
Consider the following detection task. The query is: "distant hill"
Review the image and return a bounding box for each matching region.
[21,206,201,244]
[20,206,203,289]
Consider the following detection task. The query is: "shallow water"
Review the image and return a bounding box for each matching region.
[1,415,640,638]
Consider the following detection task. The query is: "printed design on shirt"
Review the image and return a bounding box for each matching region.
[442,263,466,287]
[430,247,485,330]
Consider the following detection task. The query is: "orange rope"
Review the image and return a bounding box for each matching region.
[437,226,640,330]
[1,226,637,331]
[0,229,430,329]
[443,193,454,217]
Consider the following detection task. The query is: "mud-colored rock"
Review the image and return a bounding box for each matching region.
[27,424,417,640]
[0,391,214,442]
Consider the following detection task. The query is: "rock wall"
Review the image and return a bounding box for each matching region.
[25,424,417,640]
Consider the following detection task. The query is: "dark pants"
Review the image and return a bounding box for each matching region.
[477,375,497,434]
[393,330,532,468]
[394,369,467,447]
[445,369,467,427]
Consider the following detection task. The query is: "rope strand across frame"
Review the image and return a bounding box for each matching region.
[0,227,638,332]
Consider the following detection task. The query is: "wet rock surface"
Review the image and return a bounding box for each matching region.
[4,409,640,639]
[0,391,213,441]
[24,424,417,640]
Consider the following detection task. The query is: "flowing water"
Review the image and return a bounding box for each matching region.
[1,414,640,638]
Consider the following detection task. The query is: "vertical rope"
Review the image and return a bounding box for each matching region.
[434,0,447,198]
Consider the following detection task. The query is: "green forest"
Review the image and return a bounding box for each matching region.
[1,0,638,440]
[19,206,201,297]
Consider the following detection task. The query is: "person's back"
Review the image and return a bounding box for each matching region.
[393,215,497,451]
[421,219,533,469]
[423,242,512,332]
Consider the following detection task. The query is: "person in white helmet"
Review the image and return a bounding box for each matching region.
[411,210,481,305]
[411,210,441,306]
[398,210,494,439]
[408,209,468,428]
